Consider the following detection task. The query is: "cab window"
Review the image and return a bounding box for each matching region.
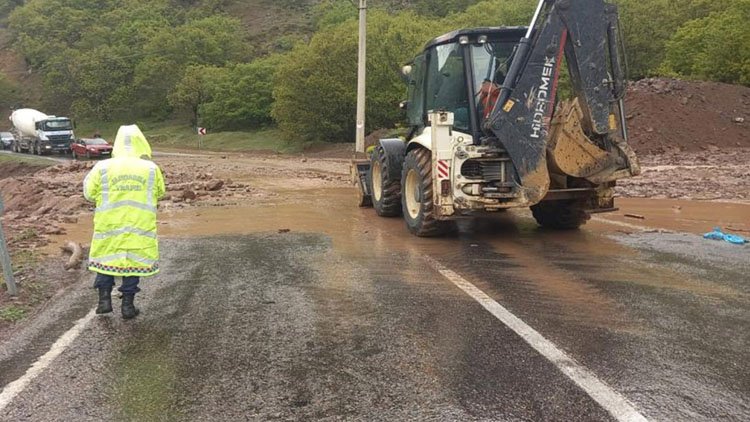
[406,54,426,128]
[425,42,469,132]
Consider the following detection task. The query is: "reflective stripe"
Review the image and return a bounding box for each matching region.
[96,200,156,213]
[83,170,95,201]
[124,135,132,153]
[90,252,156,266]
[100,167,109,205]
[146,168,155,206]
[93,227,157,240]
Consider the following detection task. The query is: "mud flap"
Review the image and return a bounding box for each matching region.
[350,159,372,207]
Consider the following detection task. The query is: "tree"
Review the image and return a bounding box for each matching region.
[200,55,282,130]
[450,0,535,27]
[614,0,735,78]
[663,0,750,86]
[131,15,249,118]
[272,10,440,143]
[414,0,483,17]
[169,65,224,127]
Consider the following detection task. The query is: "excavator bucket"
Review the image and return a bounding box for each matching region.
[547,99,640,183]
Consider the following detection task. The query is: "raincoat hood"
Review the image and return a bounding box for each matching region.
[112,125,152,159]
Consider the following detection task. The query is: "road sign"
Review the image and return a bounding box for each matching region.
[198,127,207,136]
[0,196,17,296]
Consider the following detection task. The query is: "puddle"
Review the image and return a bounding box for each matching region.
[45,189,747,307]
[596,198,750,235]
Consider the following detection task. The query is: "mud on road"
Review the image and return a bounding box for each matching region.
[0,171,747,421]
[1,146,747,250]
[1,146,747,338]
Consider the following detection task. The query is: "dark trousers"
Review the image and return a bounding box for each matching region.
[93,273,141,295]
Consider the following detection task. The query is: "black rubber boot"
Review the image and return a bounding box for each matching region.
[121,294,140,320]
[95,287,113,314]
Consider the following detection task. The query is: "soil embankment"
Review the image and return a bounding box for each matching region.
[626,78,750,154]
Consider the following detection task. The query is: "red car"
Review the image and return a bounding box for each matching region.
[71,138,113,160]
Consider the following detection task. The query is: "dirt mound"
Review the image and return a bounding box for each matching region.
[303,143,354,159]
[0,159,258,252]
[0,161,47,180]
[626,78,750,154]
[617,148,750,201]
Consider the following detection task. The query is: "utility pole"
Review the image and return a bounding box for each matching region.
[355,0,367,154]
[0,196,17,296]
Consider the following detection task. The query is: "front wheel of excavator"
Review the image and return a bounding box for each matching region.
[530,200,590,230]
[401,148,453,237]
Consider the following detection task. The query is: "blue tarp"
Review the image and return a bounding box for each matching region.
[703,227,748,245]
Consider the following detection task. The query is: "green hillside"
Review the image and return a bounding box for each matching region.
[0,0,746,147]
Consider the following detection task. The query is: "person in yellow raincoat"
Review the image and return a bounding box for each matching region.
[83,125,165,319]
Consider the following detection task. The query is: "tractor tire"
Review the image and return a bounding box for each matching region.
[369,145,401,217]
[530,200,590,230]
[401,148,453,237]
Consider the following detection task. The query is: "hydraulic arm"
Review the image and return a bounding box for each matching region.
[485,0,638,205]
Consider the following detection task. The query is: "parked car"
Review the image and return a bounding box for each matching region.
[71,138,113,159]
[0,132,14,150]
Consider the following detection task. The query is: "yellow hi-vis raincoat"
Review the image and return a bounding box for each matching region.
[83,125,165,277]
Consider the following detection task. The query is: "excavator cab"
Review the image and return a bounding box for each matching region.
[403,28,528,143]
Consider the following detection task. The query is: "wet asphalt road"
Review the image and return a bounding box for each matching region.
[0,191,748,421]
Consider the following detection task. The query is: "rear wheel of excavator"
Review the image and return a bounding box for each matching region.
[401,148,453,237]
[369,145,401,217]
[531,200,590,230]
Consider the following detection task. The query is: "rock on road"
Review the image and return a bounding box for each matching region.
[0,188,748,421]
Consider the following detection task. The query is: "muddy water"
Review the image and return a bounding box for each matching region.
[49,188,748,266]
[45,186,744,347]
[38,185,750,420]
[597,198,750,235]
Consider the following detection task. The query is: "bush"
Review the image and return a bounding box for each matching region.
[662,0,750,86]
[272,11,439,143]
[201,56,281,130]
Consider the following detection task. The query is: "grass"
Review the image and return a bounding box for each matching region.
[115,332,179,421]
[76,119,304,154]
[0,153,54,167]
[0,305,26,322]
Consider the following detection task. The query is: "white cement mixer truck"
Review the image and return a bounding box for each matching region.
[10,109,75,155]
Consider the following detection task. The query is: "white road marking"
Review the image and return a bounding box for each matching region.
[590,216,658,232]
[424,256,649,422]
[0,309,96,412]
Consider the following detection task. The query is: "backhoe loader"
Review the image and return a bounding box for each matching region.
[353,0,640,236]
